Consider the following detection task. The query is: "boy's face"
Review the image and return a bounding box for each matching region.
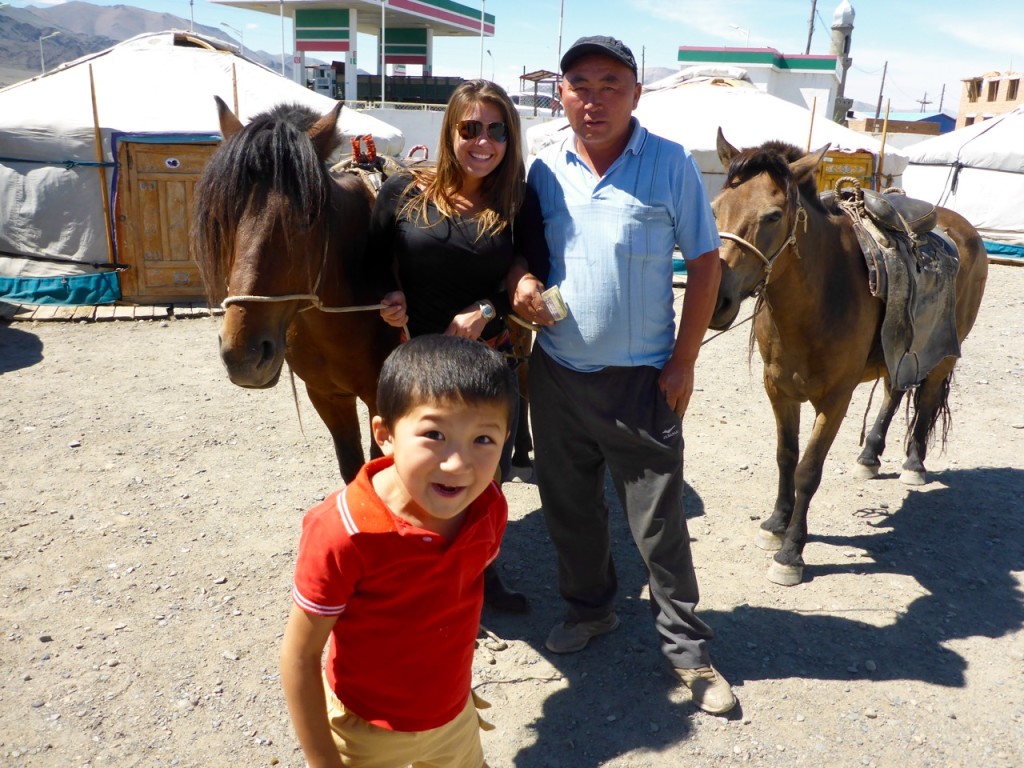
[371,398,509,534]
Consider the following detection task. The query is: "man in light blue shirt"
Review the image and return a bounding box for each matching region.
[511,35,734,715]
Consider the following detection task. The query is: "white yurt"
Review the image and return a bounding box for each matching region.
[528,71,909,197]
[901,107,1024,256]
[0,31,404,305]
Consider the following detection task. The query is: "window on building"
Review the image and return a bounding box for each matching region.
[987,80,999,101]
[964,116,975,126]
[967,78,981,102]
[1008,79,1020,101]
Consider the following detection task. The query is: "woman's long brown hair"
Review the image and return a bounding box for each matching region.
[402,79,525,239]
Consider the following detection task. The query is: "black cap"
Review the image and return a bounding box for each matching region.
[560,35,637,77]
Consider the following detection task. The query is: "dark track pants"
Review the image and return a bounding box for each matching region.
[528,344,714,668]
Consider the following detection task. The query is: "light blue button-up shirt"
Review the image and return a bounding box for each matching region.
[527,119,721,372]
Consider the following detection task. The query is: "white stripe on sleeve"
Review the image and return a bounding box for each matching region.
[292,586,346,617]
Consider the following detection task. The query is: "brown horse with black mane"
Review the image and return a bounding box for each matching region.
[191,97,399,482]
[709,130,988,586]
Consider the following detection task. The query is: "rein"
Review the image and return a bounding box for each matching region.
[219,232,385,315]
[221,294,386,314]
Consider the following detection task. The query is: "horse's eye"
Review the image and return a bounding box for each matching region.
[763,211,783,225]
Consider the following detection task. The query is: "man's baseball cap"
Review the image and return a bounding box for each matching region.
[560,35,638,77]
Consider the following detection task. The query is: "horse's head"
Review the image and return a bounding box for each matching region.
[191,97,343,388]
[709,129,829,330]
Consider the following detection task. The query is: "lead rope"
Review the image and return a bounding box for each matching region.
[219,235,409,435]
[220,233,381,312]
[220,238,408,335]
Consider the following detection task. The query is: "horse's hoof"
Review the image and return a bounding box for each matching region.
[900,469,927,486]
[755,529,784,551]
[767,561,804,586]
[852,462,880,480]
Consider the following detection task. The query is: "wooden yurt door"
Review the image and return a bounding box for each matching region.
[115,141,217,303]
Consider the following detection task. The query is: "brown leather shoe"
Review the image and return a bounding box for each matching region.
[545,613,620,653]
[673,665,736,715]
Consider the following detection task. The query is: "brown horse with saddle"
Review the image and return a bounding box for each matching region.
[710,130,988,586]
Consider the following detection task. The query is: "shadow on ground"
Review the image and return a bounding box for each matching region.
[485,466,1024,767]
[0,322,43,374]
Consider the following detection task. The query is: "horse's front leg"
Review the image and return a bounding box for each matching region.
[306,389,365,483]
[902,358,955,486]
[768,392,853,586]
[854,378,904,479]
[757,397,800,552]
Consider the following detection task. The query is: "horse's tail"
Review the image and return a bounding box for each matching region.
[905,370,953,454]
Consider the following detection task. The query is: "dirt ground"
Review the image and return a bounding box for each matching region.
[1,264,1022,768]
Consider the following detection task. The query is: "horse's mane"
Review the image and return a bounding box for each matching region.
[191,103,333,303]
[723,140,827,213]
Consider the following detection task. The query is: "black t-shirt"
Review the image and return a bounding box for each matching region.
[365,172,549,339]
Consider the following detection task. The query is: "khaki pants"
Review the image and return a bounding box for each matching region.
[323,678,491,768]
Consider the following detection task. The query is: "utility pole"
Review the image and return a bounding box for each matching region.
[874,60,888,122]
[479,0,485,79]
[39,30,60,73]
[280,0,286,77]
[938,84,946,112]
[805,0,817,55]
[557,0,565,78]
[917,92,932,113]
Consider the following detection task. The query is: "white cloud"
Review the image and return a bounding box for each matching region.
[932,16,1024,56]
[628,0,811,49]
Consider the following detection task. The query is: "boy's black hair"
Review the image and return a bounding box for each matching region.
[376,335,517,428]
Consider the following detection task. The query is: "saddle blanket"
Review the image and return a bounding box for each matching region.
[852,212,961,390]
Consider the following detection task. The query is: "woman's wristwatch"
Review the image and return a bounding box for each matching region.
[478,300,496,321]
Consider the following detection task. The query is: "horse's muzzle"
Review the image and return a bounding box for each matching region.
[218,331,286,389]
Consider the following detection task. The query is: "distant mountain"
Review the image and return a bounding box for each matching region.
[0,3,115,84]
[0,1,298,88]
[29,1,200,39]
[33,1,297,72]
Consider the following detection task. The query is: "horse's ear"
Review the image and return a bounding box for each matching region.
[309,102,344,161]
[716,128,741,170]
[215,96,244,140]
[789,143,831,185]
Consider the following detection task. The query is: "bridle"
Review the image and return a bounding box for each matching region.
[219,229,384,315]
[700,186,809,348]
[717,194,808,295]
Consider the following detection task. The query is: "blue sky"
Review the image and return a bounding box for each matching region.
[16,0,1024,113]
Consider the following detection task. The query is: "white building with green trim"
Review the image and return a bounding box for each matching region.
[677,47,840,122]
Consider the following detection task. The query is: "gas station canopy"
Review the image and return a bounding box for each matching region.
[211,0,494,40]
[210,0,493,102]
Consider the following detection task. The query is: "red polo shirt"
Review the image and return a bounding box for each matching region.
[291,456,506,732]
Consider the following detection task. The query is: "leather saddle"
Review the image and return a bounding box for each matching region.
[861,189,937,236]
[825,184,960,391]
[821,188,937,237]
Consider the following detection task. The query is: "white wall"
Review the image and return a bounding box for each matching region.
[360,107,560,163]
[731,66,836,120]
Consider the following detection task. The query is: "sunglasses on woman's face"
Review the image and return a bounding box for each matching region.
[457,120,509,143]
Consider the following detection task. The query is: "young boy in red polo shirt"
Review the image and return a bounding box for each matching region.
[280,334,516,768]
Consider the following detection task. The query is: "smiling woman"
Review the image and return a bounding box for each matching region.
[362,78,550,612]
